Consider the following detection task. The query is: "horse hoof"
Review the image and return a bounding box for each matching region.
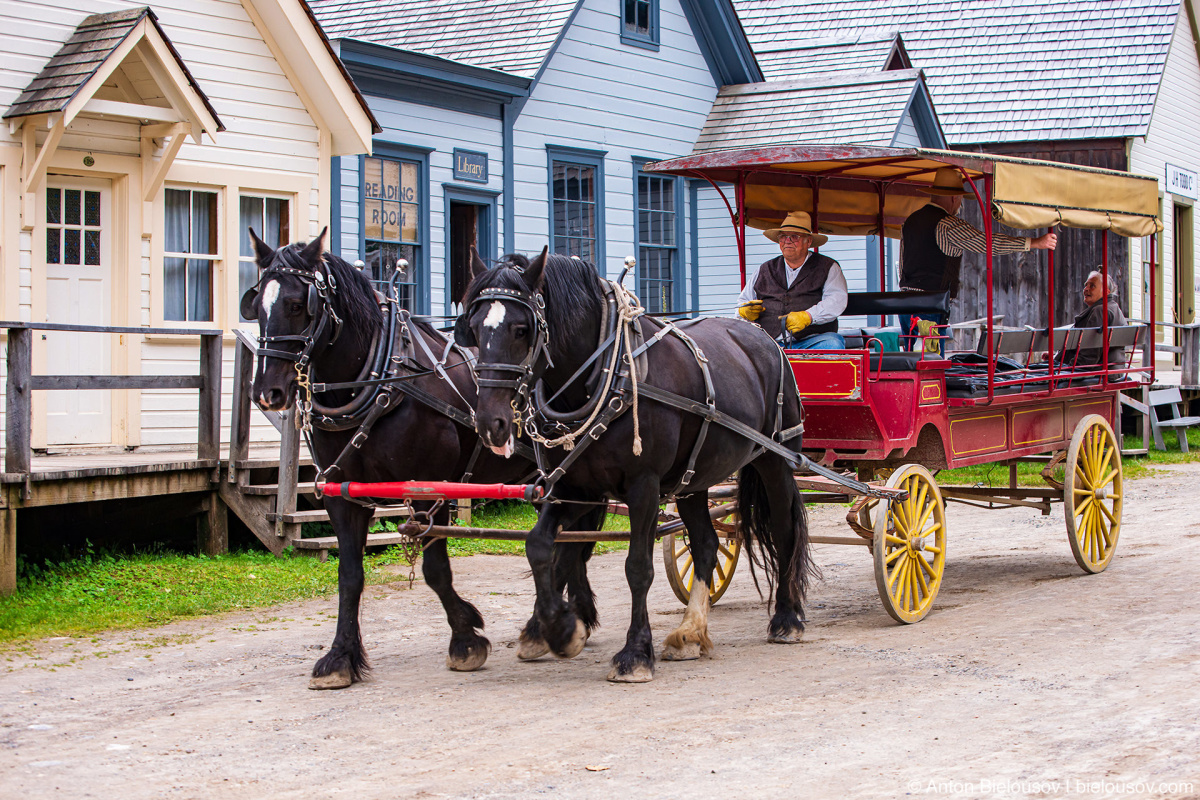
[607,663,654,683]
[446,649,488,672]
[768,628,805,644]
[517,637,551,661]
[661,640,702,661]
[308,668,353,690]
[555,619,588,659]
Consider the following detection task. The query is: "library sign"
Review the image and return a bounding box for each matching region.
[1166,163,1198,200]
[453,149,488,183]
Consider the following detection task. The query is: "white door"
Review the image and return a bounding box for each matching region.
[43,177,112,445]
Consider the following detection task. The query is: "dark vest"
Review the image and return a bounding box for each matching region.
[901,203,962,298]
[753,252,839,340]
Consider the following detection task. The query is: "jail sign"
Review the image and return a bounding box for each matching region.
[453,150,488,183]
[1166,164,1198,200]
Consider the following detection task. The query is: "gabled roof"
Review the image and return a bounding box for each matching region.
[694,69,938,152]
[310,0,762,87]
[733,0,1183,144]
[757,34,908,80]
[309,0,580,79]
[4,7,222,135]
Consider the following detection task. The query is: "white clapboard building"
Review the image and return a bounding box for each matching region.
[0,0,377,450]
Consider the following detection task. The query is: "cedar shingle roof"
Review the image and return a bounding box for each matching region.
[4,7,221,127]
[695,70,924,152]
[733,0,1181,143]
[309,0,579,79]
[757,36,899,79]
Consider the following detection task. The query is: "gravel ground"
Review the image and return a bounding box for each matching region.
[2,463,1199,799]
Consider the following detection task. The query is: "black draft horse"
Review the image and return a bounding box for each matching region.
[243,231,603,688]
[457,249,813,682]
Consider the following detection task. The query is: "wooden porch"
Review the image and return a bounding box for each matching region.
[0,323,407,595]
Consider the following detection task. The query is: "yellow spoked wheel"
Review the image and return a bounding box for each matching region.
[872,464,947,624]
[662,513,741,606]
[1064,415,1122,573]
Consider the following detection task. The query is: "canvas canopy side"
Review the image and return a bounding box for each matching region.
[990,159,1161,237]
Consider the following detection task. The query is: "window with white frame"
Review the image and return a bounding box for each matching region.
[164,188,218,321]
[238,196,290,321]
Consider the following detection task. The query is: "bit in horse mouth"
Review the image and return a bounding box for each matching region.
[488,434,515,459]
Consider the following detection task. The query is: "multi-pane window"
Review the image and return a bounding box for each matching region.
[363,156,420,310]
[46,188,101,267]
[621,0,658,47]
[239,196,289,321]
[637,172,678,312]
[551,162,598,262]
[164,189,218,321]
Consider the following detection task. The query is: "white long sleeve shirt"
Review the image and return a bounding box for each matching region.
[737,252,849,325]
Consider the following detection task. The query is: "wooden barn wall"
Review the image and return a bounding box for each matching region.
[952,139,1128,330]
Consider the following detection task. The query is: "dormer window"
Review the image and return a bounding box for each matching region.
[621,0,658,50]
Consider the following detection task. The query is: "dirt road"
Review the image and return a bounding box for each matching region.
[3,464,1200,799]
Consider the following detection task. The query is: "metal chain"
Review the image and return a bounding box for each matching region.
[294,362,314,433]
[392,498,442,588]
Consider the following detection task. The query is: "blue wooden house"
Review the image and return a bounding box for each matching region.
[310,0,759,317]
[309,0,947,320]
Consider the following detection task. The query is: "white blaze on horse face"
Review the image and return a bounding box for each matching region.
[482,300,506,330]
[261,280,281,321]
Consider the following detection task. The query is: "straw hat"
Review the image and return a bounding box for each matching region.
[919,167,969,196]
[763,210,828,246]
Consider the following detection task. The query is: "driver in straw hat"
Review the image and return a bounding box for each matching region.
[899,167,1057,352]
[737,210,848,349]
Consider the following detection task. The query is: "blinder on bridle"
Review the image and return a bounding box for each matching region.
[242,259,343,368]
[455,285,552,407]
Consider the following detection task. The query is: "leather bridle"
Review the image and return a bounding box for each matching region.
[456,285,553,412]
[250,265,343,368]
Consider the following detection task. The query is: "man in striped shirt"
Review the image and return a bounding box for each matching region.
[900,168,1057,351]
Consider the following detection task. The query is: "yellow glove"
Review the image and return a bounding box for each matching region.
[915,318,941,353]
[738,300,763,321]
[785,310,812,334]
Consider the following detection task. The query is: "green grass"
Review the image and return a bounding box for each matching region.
[938,425,1200,488]
[0,548,405,646]
[0,502,630,646]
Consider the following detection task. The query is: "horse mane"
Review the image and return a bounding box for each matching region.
[267,242,382,351]
[466,252,604,357]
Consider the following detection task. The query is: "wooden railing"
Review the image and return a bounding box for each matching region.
[3,322,222,474]
[229,329,302,539]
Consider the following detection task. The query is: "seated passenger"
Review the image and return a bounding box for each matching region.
[737,211,848,349]
[1068,270,1128,368]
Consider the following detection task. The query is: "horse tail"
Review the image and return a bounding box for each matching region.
[736,460,813,604]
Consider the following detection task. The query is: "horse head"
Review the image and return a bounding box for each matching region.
[241,228,328,411]
[456,246,549,456]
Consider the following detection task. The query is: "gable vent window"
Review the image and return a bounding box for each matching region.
[621,0,658,50]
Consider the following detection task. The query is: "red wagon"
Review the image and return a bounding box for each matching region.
[645,146,1161,623]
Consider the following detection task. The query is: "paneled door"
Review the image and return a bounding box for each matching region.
[43,177,112,445]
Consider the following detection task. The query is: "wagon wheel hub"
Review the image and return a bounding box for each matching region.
[1094,487,1107,500]
[909,537,925,552]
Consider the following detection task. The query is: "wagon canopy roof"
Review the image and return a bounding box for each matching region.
[645,145,1162,238]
